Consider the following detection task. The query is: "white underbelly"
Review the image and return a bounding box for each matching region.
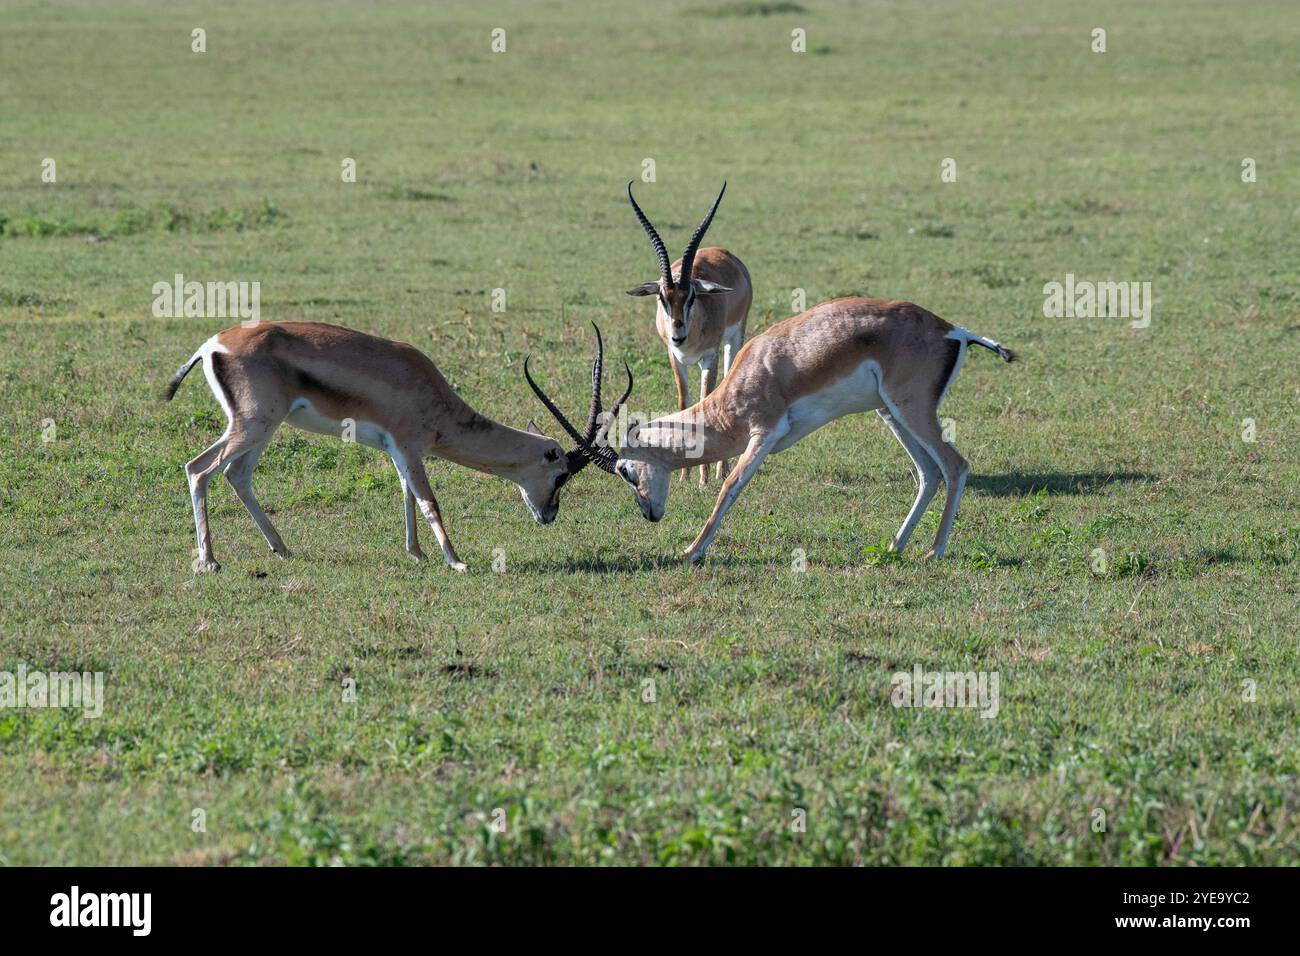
[285,398,392,450]
[775,360,884,452]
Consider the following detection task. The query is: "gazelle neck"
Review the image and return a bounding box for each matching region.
[626,398,748,470]
[429,410,542,479]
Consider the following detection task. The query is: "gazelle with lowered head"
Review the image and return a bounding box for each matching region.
[625,181,752,485]
[164,321,627,572]
[530,297,1015,564]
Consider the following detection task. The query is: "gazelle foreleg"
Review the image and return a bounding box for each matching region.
[697,350,719,486]
[670,350,691,483]
[877,410,941,553]
[683,421,789,564]
[395,463,425,560]
[714,326,744,482]
[357,432,424,561]
[391,446,467,572]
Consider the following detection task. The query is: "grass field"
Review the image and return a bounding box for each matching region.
[1,0,1297,865]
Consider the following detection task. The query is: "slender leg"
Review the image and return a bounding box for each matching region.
[392,458,424,560]
[670,349,691,482]
[352,431,423,560]
[387,457,423,561]
[715,327,743,481]
[682,421,788,564]
[877,410,941,552]
[186,434,228,573]
[390,446,467,571]
[697,352,718,486]
[929,461,968,559]
[185,423,274,572]
[881,397,969,559]
[224,439,290,558]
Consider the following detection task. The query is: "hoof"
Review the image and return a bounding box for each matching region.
[407,548,427,562]
[448,560,469,573]
[682,548,707,565]
[923,548,944,562]
[194,559,221,574]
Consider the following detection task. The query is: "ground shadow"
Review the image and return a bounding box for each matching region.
[527,552,775,574]
[969,471,1154,497]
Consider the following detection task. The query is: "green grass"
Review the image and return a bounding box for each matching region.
[1,0,1297,865]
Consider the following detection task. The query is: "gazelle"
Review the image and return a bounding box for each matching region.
[164,321,626,573]
[625,181,752,485]
[530,297,1015,564]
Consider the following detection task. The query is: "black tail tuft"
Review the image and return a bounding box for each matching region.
[163,355,201,402]
[969,337,1016,364]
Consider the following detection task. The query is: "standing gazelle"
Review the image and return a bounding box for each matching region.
[625,182,752,485]
[164,321,626,573]
[530,297,1015,564]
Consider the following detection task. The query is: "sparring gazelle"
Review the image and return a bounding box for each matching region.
[529,297,1015,564]
[164,321,627,573]
[625,181,752,485]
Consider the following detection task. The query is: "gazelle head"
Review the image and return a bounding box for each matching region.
[612,443,671,523]
[526,336,679,523]
[625,182,733,348]
[514,421,571,525]
[524,323,634,513]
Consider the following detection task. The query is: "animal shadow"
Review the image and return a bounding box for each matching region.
[969,471,1153,497]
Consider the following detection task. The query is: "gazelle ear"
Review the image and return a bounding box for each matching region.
[526,419,543,436]
[625,282,661,297]
[692,279,733,294]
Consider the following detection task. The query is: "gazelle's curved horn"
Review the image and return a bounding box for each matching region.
[579,322,606,444]
[679,181,727,286]
[524,355,585,447]
[627,182,674,289]
[524,326,631,475]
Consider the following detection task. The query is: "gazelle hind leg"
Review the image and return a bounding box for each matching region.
[391,447,466,572]
[879,396,968,559]
[186,434,229,572]
[185,422,276,572]
[877,410,941,552]
[224,438,290,558]
[683,421,788,564]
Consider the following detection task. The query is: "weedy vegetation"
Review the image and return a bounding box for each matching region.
[0,0,1296,864]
